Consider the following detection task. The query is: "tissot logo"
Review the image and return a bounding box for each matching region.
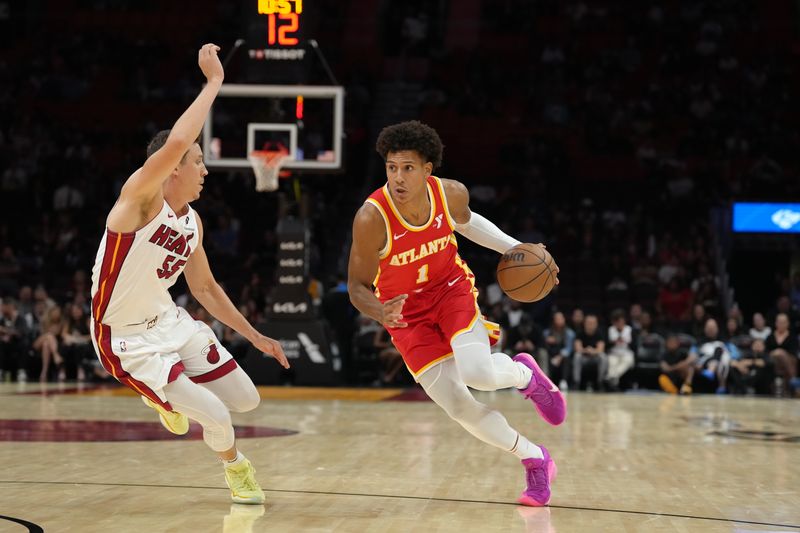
[771,209,800,230]
[280,241,304,250]
[279,258,304,267]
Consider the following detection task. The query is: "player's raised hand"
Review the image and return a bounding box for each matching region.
[198,43,224,83]
[251,333,290,368]
[382,294,408,328]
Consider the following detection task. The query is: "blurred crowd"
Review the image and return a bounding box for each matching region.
[1,0,799,395]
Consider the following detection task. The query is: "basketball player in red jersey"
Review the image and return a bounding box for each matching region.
[348,121,566,506]
[89,44,288,504]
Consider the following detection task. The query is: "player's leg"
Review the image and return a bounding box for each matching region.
[418,359,556,506]
[453,322,566,426]
[199,364,261,413]
[164,373,236,453]
[163,373,265,504]
[452,322,531,391]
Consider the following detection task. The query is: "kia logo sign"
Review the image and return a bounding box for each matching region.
[279,275,304,284]
[272,302,308,313]
[771,209,800,230]
[279,258,304,267]
[733,202,800,233]
[280,241,304,250]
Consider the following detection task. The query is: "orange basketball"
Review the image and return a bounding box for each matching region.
[496,243,558,302]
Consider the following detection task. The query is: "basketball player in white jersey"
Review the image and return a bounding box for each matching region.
[89,44,288,505]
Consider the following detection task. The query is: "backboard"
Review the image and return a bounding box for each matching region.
[203,84,344,172]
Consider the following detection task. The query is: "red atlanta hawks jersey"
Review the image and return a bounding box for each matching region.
[366,175,472,301]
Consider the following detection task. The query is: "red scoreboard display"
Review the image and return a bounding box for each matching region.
[249,0,306,61]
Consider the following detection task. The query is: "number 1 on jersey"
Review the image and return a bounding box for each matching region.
[416,264,429,284]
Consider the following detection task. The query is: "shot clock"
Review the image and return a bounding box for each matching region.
[250,0,306,61]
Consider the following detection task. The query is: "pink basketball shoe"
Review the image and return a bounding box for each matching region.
[514,353,567,426]
[518,446,558,507]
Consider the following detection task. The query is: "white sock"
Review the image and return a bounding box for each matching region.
[510,434,543,460]
[514,361,533,389]
[224,450,245,467]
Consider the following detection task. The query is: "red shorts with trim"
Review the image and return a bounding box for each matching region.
[385,278,499,380]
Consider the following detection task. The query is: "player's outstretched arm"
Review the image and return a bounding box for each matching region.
[441,178,521,254]
[184,217,289,368]
[122,44,224,202]
[347,203,407,328]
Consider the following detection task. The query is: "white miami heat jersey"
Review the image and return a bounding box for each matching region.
[91,200,199,327]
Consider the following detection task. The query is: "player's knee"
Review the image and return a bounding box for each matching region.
[233,387,261,413]
[206,401,233,428]
[439,391,482,423]
[459,364,498,391]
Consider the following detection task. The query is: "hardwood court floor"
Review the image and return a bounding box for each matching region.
[0,383,798,532]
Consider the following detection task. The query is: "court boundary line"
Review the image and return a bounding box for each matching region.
[1,480,798,529]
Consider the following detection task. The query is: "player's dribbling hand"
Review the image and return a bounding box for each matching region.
[251,333,290,368]
[198,43,224,83]
[533,242,560,286]
[382,294,408,328]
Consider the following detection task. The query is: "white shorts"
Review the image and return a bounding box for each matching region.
[90,306,237,410]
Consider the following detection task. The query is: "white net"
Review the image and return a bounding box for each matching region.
[248,150,289,192]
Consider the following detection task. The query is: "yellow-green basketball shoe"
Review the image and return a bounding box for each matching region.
[141,395,189,435]
[225,459,266,505]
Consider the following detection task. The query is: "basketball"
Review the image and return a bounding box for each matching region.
[496,243,558,302]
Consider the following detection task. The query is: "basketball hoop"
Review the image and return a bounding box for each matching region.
[248,150,289,192]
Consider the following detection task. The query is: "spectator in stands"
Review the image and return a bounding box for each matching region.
[629,303,643,331]
[32,305,64,382]
[570,307,585,335]
[573,314,607,391]
[766,313,798,396]
[691,318,736,394]
[689,304,708,339]
[59,303,91,382]
[638,310,656,337]
[772,296,800,333]
[724,316,743,340]
[543,311,574,389]
[0,298,31,382]
[657,277,693,328]
[657,256,681,286]
[659,334,695,395]
[606,309,635,391]
[748,312,771,341]
[52,176,85,211]
[730,338,772,395]
[16,286,34,326]
[500,299,529,331]
[33,285,56,313]
[505,314,547,373]
[690,262,718,294]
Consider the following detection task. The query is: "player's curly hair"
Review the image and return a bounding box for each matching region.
[376,121,444,169]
